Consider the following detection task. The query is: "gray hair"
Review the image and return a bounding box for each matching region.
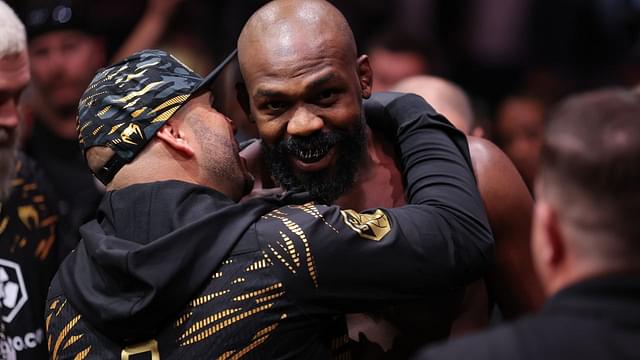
[0,1,27,57]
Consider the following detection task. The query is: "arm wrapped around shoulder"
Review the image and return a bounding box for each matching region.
[366,92,494,287]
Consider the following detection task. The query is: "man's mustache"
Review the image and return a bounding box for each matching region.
[281,129,349,154]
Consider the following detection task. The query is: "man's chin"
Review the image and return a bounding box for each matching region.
[48,95,83,115]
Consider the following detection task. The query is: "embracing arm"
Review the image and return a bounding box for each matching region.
[260,93,494,311]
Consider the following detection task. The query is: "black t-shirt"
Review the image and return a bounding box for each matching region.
[0,153,61,359]
[24,121,103,250]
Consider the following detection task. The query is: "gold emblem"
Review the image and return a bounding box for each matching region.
[340,209,391,241]
[120,123,144,145]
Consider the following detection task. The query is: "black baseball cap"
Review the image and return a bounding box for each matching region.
[77,48,237,185]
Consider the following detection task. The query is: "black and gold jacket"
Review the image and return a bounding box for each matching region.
[0,153,61,359]
[45,94,494,359]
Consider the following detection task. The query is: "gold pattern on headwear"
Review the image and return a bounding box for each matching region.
[120,123,144,145]
[152,94,190,113]
[114,82,162,103]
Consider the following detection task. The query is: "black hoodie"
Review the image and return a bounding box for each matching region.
[45,93,494,359]
[55,181,293,342]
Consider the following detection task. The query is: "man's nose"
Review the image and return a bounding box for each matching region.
[287,106,323,137]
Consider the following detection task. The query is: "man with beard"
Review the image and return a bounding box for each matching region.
[45,49,492,359]
[237,0,541,357]
[0,2,62,358]
[20,1,105,252]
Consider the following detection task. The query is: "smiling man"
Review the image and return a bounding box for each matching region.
[237,5,370,203]
[45,49,493,359]
[237,0,540,357]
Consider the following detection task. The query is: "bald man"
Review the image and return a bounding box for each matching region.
[392,76,476,135]
[237,0,541,357]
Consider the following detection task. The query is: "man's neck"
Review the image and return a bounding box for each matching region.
[545,258,640,297]
[334,125,406,210]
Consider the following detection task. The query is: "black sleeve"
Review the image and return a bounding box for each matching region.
[257,93,494,312]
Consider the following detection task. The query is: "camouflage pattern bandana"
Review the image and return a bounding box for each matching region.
[77,49,237,185]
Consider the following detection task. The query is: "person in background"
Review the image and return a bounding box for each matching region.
[20,0,105,252]
[494,95,547,193]
[415,88,640,360]
[392,75,483,137]
[367,30,430,92]
[0,2,62,358]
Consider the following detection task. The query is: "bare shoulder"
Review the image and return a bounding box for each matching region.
[468,136,531,206]
[467,136,543,315]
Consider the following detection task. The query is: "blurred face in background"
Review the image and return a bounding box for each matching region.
[369,47,428,92]
[28,30,104,117]
[0,50,30,200]
[495,97,546,191]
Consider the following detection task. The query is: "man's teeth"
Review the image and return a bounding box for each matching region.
[297,147,329,162]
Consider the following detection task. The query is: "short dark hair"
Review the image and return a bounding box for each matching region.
[539,88,640,258]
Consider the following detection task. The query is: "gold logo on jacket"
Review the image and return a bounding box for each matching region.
[340,209,391,241]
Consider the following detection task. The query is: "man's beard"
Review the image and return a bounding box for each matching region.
[0,127,19,202]
[263,120,366,203]
[190,119,252,199]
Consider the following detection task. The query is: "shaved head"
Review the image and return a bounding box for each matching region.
[392,76,474,134]
[238,0,358,84]
[539,88,640,264]
[237,0,373,202]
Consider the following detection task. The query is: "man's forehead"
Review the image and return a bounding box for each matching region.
[243,42,350,83]
[0,51,30,90]
[248,60,348,97]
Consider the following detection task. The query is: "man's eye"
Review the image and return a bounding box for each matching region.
[31,48,49,58]
[61,41,80,54]
[317,90,337,104]
[320,90,334,99]
[266,101,286,112]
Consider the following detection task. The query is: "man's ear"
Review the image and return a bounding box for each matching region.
[534,200,565,269]
[154,122,195,158]
[236,81,254,123]
[357,54,373,99]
